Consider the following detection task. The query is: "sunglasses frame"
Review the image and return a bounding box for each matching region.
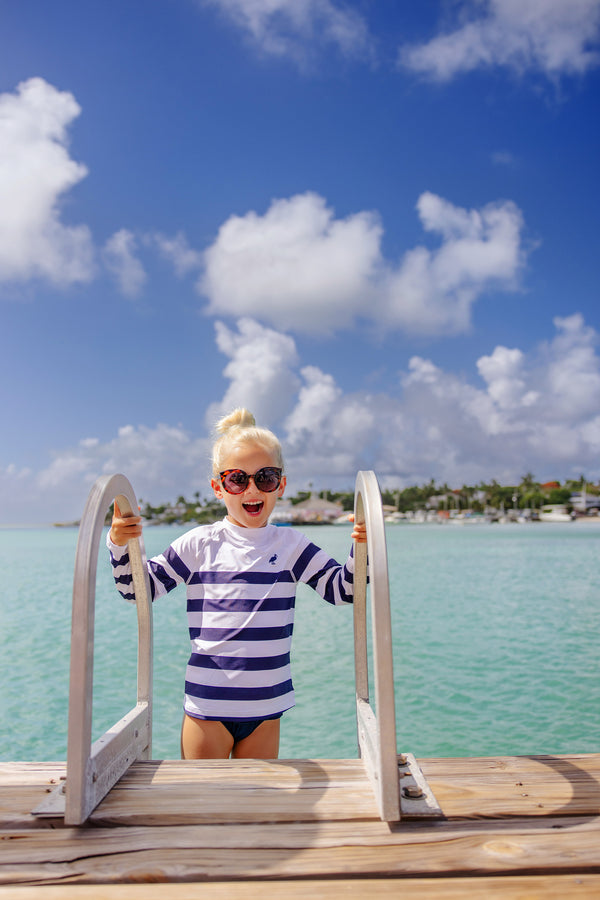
[219,466,283,495]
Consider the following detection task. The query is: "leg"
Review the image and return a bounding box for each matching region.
[181,714,234,759]
[232,717,280,759]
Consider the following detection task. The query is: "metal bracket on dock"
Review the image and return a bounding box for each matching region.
[398,753,443,818]
[32,776,66,818]
[354,471,442,822]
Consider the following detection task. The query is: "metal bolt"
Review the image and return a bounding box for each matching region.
[397,755,409,767]
[402,784,424,800]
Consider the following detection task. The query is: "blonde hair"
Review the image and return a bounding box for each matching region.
[211,408,284,476]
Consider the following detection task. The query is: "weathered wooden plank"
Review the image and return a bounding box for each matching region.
[420,755,600,777]
[2,819,599,883]
[0,875,599,898]
[0,764,67,829]
[423,754,600,819]
[2,815,599,862]
[0,762,66,786]
[3,756,600,828]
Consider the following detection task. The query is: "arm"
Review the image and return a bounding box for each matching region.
[107,503,193,604]
[296,518,367,606]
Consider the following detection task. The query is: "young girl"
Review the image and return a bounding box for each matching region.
[108,408,366,760]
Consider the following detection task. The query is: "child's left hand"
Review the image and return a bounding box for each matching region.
[348,514,367,543]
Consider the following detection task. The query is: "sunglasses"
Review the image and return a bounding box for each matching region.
[219,466,283,495]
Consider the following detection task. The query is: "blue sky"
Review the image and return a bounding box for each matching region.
[1,0,599,523]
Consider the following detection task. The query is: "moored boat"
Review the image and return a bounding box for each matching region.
[539,504,575,522]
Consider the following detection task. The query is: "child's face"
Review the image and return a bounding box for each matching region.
[211,441,286,529]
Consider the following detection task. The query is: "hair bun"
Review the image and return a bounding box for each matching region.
[215,407,256,435]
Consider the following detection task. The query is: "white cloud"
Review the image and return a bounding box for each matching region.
[203,0,373,65]
[206,318,301,429]
[151,231,203,277]
[282,365,377,481]
[103,229,147,297]
[477,345,536,409]
[3,314,599,523]
[207,315,600,490]
[0,78,95,286]
[399,0,600,81]
[0,425,212,524]
[537,314,600,420]
[383,192,526,334]
[200,190,527,336]
[201,192,382,334]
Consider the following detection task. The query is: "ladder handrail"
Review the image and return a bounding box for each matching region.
[65,473,153,825]
[353,470,400,822]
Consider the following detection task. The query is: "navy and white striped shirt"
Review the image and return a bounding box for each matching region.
[108,518,354,721]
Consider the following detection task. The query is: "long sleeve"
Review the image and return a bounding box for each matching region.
[292,540,354,605]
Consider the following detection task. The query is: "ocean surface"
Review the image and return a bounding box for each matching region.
[1,520,598,762]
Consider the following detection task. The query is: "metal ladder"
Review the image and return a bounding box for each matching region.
[34,471,440,824]
[353,471,440,821]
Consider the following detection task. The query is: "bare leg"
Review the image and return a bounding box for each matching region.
[181,714,234,759]
[232,718,280,759]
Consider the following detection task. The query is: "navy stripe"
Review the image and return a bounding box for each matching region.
[190,570,295,585]
[189,624,294,642]
[197,712,285,723]
[188,651,290,671]
[187,595,295,613]
[291,542,321,581]
[164,546,192,582]
[319,566,339,605]
[149,559,178,594]
[306,558,338,591]
[114,573,133,587]
[184,679,293,701]
[323,564,352,605]
[110,551,129,568]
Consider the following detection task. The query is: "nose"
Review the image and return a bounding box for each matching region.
[244,474,261,493]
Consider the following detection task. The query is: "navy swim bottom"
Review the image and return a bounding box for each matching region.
[221,713,282,743]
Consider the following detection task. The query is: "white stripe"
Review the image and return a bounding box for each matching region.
[187,609,295,629]
[184,692,294,720]
[191,637,292,657]
[186,584,296,600]
[185,663,291,689]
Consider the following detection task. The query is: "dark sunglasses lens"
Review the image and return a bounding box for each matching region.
[223,471,249,493]
[254,468,281,492]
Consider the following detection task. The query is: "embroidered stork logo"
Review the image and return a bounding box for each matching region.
[269,553,278,565]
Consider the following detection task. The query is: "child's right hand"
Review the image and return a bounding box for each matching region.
[109,500,143,546]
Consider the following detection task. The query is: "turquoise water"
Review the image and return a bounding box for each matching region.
[1,521,598,761]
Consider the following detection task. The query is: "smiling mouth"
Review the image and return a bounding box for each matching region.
[243,501,264,516]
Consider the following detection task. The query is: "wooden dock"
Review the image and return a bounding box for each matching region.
[1,752,599,896]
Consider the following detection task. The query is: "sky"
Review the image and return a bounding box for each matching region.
[1,0,599,523]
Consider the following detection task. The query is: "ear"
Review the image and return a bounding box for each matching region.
[211,478,223,500]
[278,475,287,498]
